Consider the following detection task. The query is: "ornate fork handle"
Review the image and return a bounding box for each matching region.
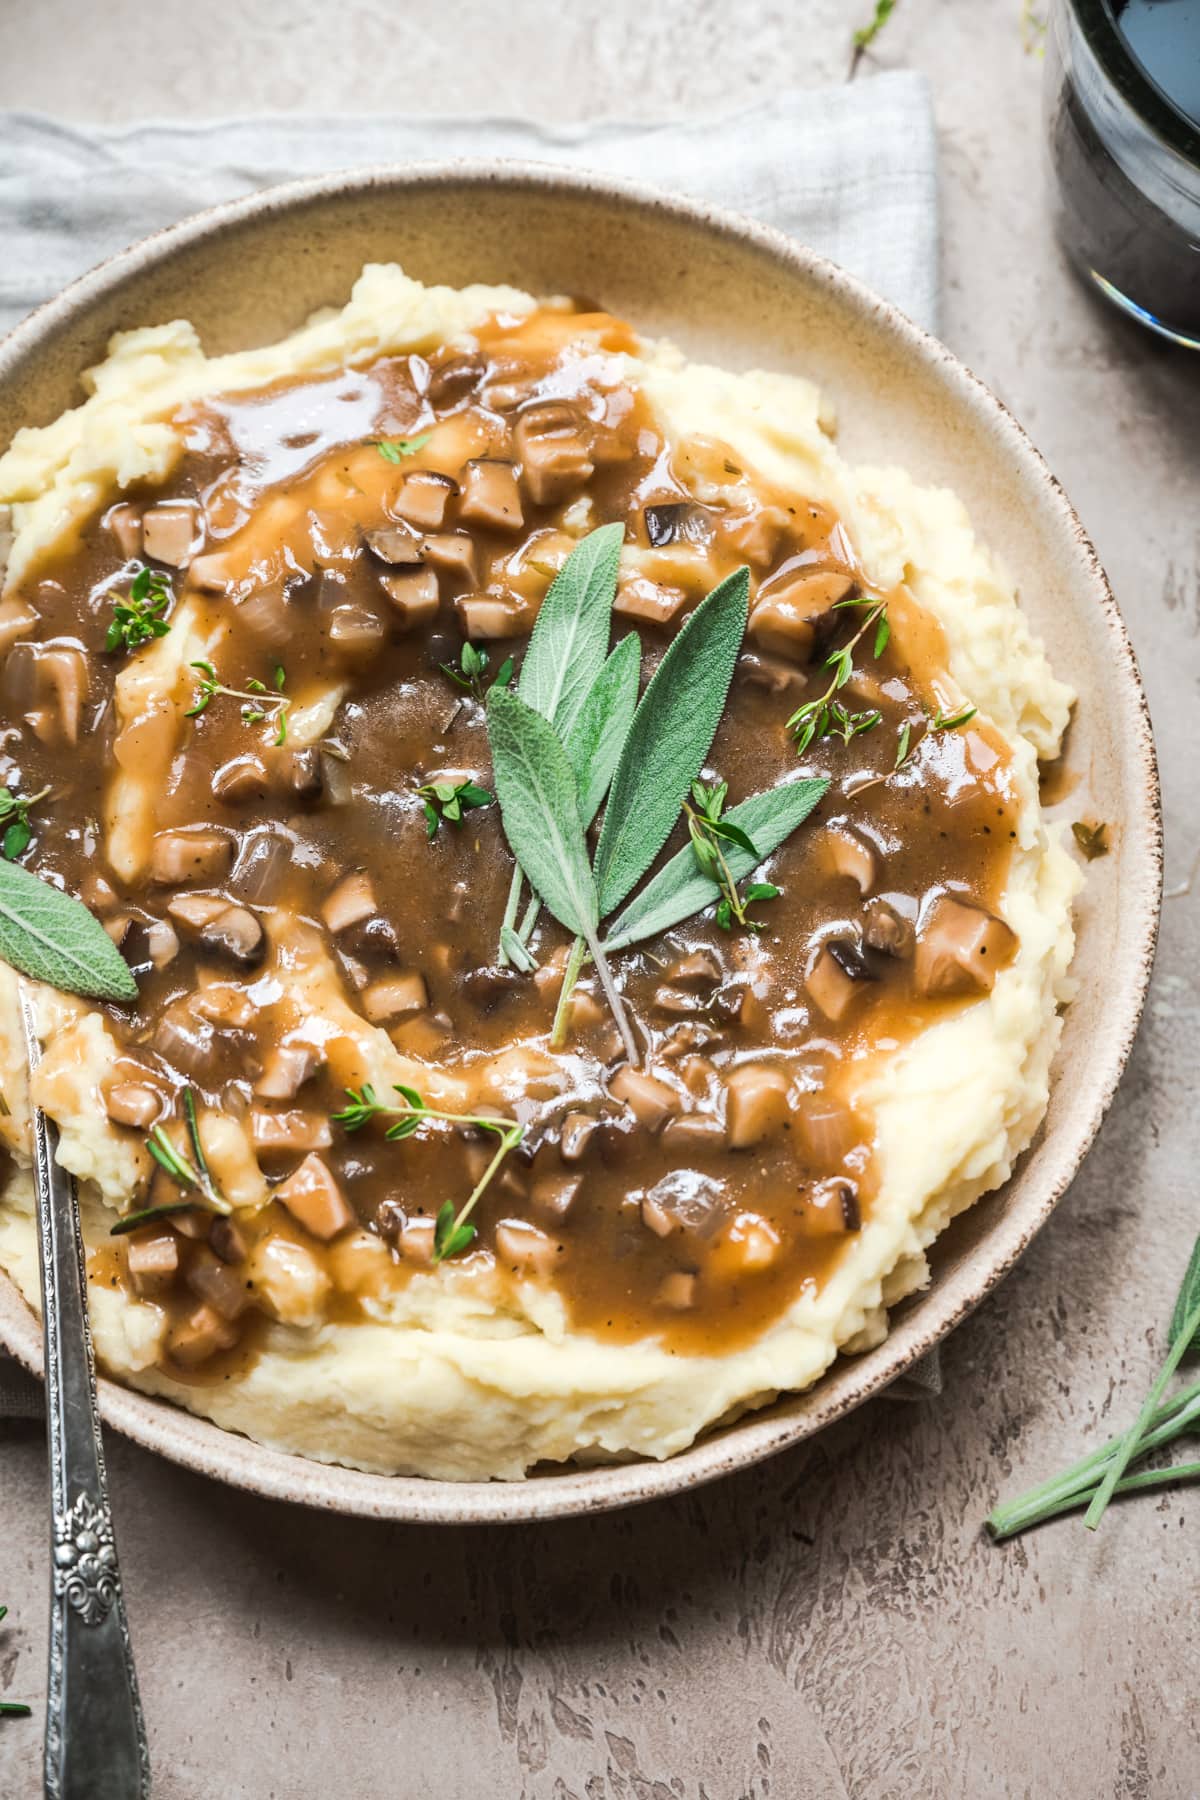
[21,991,150,1800]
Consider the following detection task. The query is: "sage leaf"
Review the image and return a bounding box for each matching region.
[602,777,828,951]
[517,522,623,739]
[1169,1232,1200,1356]
[486,688,598,939]
[0,860,138,1001]
[499,926,538,973]
[563,632,641,825]
[593,567,750,918]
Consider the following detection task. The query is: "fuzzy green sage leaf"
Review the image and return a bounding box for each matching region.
[562,631,641,825]
[517,521,624,739]
[0,860,137,1001]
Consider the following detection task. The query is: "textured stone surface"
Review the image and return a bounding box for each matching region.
[1,2,1199,1795]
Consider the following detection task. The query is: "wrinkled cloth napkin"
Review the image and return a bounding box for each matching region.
[0,73,942,1414]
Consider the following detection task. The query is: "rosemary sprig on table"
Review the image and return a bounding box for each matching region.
[989,1231,1200,1538]
[373,433,432,464]
[787,595,889,755]
[187,660,292,745]
[105,565,173,654]
[0,784,50,862]
[333,1082,523,1262]
[112,1088,230,1235]
[416,777,493,839]
[0,1605,30,1719]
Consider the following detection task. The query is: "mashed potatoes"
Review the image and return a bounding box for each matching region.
[0,266,1077,1480]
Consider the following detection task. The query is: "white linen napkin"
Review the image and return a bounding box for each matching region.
[0,73,942,1414]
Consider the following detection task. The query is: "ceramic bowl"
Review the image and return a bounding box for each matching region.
[0,163,1162,1523]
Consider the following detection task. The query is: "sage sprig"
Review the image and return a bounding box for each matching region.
[562,632,641,826]
[0,858,138,1002]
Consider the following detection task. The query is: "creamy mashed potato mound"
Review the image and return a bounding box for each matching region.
[0,266,1077,1480]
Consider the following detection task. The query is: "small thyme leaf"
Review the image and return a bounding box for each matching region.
[106,564,173,654]
[143,1092,230,1215]
[852,0,895,53]
[894,721,913,769]
[110,1201,196,1237]
[187,660,292,743]
[0,785,50,862]
[1071,820,1110,861]
[931,705,978,731]
[417,777,493,837]
[374,432,432,464]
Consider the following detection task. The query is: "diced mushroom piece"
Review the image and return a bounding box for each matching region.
[641,502,693,548]
[213,754,270,807]
[116,916,179,973]
[608,1066,683,1131]
[253,1043,320,1101]
[0,597,37,657]
[670,948,723,989]
[656,1271,698,1310]
[914,895,1017,998]
[328,602,387,667]
[209,1215,249,1264]
[124,1226,180,1298]
[167,1302,240,1369]
[281,749,325,802]
[321,869,377,934]
[380,567,440,631]
[80,872,119,912]
[397,1214,436,1265]
[247,1234,330,1326]
[559,1111,600,1164]
[455,592,527,639]
[150,828,233,887]
[364,524,423,566]
[494,1219,562,1276]
[653,985,699,1018]
[514,402,594,505]
[661,1113,728,1153]
[394,470,458,530]
[724,1064,792,1149]
[806,939,877,1023]
[640,1170,728,1239]
[142,501,201,568]
[186,1245,251,1321]
[531,1175,583,1222]
[821,825,879,896]
[187,552,236,594]
[420,532,479,586]
[614,575,689,626]
[105,502,144,560]
[167,893,265,968]
[273,1152,354,1241]
[863,898,915,958]
[797,1178,861,1238]
[362,973,428,1023]
[250,1110,333,1161]
[458,459,524,533]
[104,1080,162,1131]
[720,1212,783,1272]
[22,646,89,746]
[720,503,788,568]
[737,651,805,698]
[748,572,855,664]
[191,982,257,1029]
[427,350,485,405]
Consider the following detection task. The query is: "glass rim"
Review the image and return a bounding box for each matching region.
[1068,0,1200,163]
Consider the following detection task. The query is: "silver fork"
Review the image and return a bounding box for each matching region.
[20,989,150,1800]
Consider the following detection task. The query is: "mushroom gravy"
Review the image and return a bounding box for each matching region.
[0,302,1020,1376]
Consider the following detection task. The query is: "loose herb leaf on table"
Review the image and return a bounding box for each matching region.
[989,1229,1200,1539]
[0,857,138,1001]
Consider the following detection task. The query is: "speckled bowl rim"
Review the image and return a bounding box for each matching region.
[0,160,1163,1524]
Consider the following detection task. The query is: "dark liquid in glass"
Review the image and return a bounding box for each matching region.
[1048,0,1200,346]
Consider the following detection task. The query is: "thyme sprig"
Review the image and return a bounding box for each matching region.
[332,1082,523,1262]
[0,784,49,861]
[187,660,291,745]
[787,595,888,755]
[105,565,173,654]
[120,1087,232,1232]
[440,642,514,702]
[0,1605,29,1719]
[417,777,494,839]
[684,780,780,933]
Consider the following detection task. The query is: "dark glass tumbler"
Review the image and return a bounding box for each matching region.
[1046,0,1200,347]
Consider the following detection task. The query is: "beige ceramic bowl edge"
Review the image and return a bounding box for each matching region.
[0,162,1163,1523]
